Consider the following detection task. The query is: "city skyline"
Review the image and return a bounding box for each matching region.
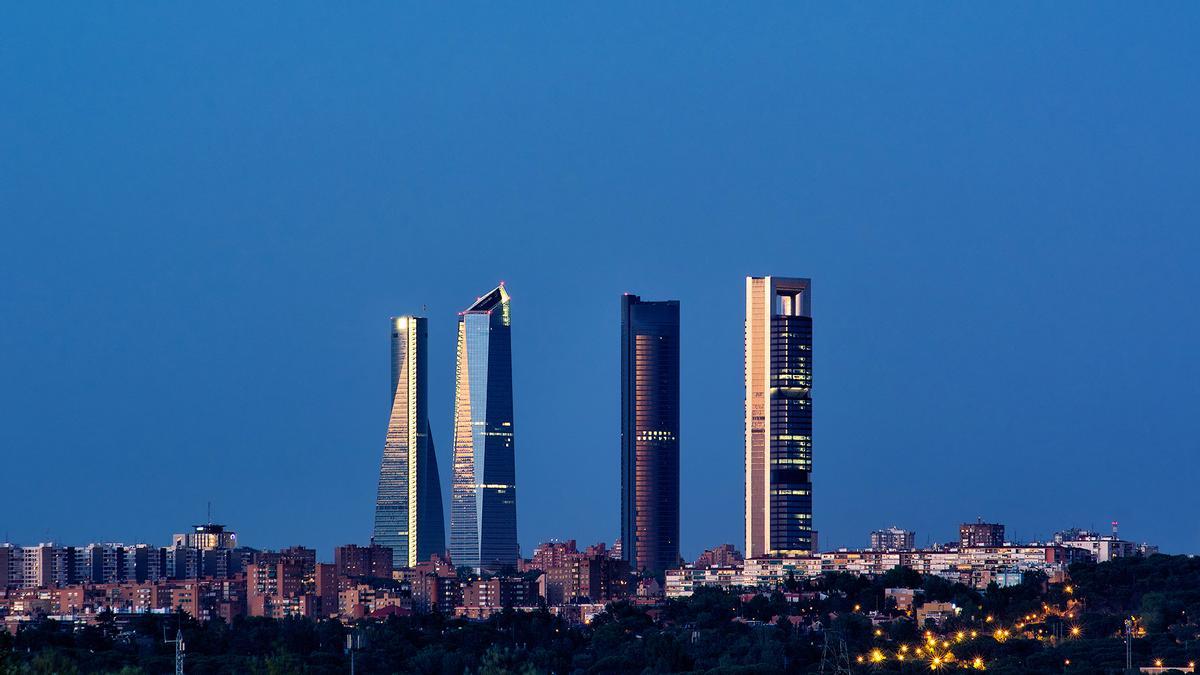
[5,4,1199,558]
[1,273,1187,558]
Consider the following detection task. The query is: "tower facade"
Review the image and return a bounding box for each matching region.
[620,294,680,577]
[374,316,445,569]
[450,284,518,572]
[745,277,814,558]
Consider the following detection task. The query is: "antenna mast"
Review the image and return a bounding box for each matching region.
[164,627,185,674]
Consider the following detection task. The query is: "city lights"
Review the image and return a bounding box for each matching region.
[0,0,1193,672]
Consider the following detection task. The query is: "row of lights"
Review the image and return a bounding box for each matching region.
[856,647,986,671]
[849,584,1088,670]
[851,584,1191,672]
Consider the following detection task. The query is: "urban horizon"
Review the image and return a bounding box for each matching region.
[6,5,1198,671]
[3,277,1163,560]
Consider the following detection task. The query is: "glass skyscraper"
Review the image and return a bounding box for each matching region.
[373,316,445,569]
[620,294,680,577]
[745,277,814,558]
[450,284,518,572]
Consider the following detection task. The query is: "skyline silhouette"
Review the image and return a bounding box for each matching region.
[3,4,1198,557]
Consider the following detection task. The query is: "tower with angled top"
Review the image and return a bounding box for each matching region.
[449,284,518,572]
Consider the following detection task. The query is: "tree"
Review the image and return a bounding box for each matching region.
[477,644,537,675]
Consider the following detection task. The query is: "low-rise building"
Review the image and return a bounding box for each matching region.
[1056,533,1137,563]
[334,544,393,582]
[694,544,744,568]
[529,541,632,605]
[916,601,958,627]
[666,545,1095,598]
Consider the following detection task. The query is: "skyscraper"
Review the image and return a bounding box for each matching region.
[745,276,814,558]
[450,284,518,572]
[620,294,680,577]
[374,316,446,569]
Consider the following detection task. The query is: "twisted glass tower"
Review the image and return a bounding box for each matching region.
[620,294,680,577]
[745,277,814,558]
[450,284,518,572]
[374,316,445,569]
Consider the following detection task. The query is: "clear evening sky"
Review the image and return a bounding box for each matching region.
[2,4,1197,557]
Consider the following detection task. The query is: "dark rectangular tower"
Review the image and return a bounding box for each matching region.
[621,294,680,577]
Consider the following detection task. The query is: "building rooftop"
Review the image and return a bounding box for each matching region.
[464,284,509,314]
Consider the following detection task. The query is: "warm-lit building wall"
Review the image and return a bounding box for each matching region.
[374,316,446,569]
[745,277,814,558]
[959,521,1005,548]
[334,544,393,580]
[620,294,681,577]
[450,284,519,573]
[173,524,237,551]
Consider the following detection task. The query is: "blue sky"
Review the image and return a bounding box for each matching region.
[2,3,1197,559]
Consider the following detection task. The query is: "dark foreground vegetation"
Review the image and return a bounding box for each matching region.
[3,554,1199,674]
